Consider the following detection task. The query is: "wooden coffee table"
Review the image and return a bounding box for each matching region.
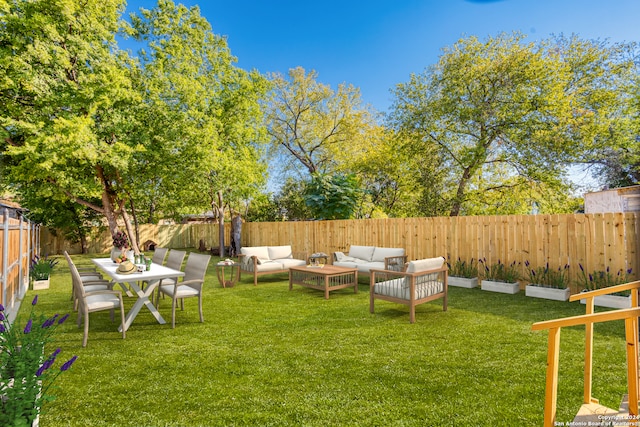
[289,265,358,299]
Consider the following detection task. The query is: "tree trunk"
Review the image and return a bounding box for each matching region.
[120,201,141,255]
[216,190,225,257]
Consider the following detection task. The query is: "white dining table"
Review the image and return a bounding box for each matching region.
[92,258,185,332]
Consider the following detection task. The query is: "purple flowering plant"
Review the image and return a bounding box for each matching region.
[0,295,77,426]
[112,230,130,249]
[525,261,570,289]
[577,264,634,295]
[479,258,521,283]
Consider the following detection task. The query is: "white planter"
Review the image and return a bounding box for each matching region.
[481,279,520,294]
[31,278,50,290]
[580,294,631,309]
[449,276,478,288]
[525,285,570,301]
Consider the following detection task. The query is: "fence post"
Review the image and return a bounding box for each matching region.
[1,208,8,308]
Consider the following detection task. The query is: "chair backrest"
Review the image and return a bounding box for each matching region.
[183,253,211,287]
[64,251,87,301]
[152,247,169,265]
[165,250,186,271]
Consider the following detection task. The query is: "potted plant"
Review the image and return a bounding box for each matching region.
[0,295,77,426]
[524,261,571,301]
[29,256,58,290]
[577,264,634,309]
[447,257,478,288]
[479,258,521,294]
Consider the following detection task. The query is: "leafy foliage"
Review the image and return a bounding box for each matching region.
[577,264,633,293]
[388,32,635,216]
[303,173,362,220]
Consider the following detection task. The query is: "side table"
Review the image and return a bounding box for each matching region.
[216,263,240,288]
[308,252,329,266]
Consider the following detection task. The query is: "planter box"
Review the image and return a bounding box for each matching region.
[31,278,50,290]
[580,294,631,309]
[525,285,570,301]
[481,279,520,294]
[448,276,478,288]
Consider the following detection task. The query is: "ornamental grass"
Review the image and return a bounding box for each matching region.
[24,252,631,426]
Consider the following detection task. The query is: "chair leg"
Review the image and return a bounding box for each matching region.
[198,295,204,323]
[171,297,177,329]
[119,302,126,340]
[83,311,89,347]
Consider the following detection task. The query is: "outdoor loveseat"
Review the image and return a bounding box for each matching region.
[369,256,448,323]
[332,245,407,275]
[239,245,307,286]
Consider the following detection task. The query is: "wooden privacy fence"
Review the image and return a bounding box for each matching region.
[43,213,639,289]
[0,208,40,315]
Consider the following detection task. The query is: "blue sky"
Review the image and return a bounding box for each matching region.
[125,0,640,114]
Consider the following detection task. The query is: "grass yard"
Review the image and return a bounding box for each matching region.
[24,252,630,426]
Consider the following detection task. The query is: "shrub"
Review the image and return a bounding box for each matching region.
[479,258,520,283]
[30,255,58,281]
[525,261,570,289]
[447,257,477,278]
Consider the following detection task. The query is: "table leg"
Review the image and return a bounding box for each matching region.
[118,280,166,332]
[324,275,330,300]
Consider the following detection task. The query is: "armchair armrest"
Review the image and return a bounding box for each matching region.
[384,255,408,272]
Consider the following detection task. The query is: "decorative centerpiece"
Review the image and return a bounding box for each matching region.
[524,261,571,301]
[0,296,77,426]
[446,257,478,288]
[111,231,131,263]
[479,258,521,294]
[217,258,235,266]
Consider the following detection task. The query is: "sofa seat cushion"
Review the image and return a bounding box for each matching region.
[254,260,286,272]
[334,260,385,274]
[375,278,444,300]
[276,258,307,269]
[371,247,405,262]
[347,245,376,262]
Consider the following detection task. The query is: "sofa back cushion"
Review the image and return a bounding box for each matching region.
[268,245,293,260]
[348,245,376,262]
[406,257,445,273]
[241,246,270,264]
[404,257,446,288]
[371,247,405,262]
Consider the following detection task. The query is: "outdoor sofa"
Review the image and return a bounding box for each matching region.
[239,245,307,286]
[332,245,407,275]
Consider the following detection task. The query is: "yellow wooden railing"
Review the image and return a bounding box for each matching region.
[531,280,640,427]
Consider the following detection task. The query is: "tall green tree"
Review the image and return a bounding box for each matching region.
[0,0,146,250]
[264,67,377,176]
[129,0,269,256]
[1,0,268,253]
[388,32,633,216]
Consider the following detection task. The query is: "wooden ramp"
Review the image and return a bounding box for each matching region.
[573,395,636,425]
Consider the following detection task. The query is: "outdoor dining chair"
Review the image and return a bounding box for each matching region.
[156,252,211,328]
[65,252,126,347]
[151,247,169,265]
[63,251,112,310]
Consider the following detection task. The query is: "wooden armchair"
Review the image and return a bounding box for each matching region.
[370,257,448,323]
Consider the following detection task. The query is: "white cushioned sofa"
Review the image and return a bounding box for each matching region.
[369,256,448,323]
[332,245,407,275]
[239,245,307,286]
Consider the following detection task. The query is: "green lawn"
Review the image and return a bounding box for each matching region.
[26,252,630,426]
